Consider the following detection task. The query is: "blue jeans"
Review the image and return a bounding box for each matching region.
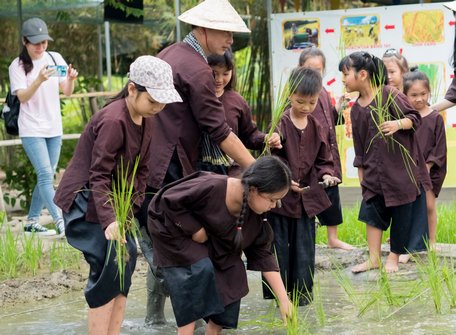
[21,136,62,222]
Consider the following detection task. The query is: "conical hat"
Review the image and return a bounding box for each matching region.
[444,1,456,12]
[178,0,250,33]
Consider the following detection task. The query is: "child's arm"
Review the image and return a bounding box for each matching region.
[262,271,293,323]
[357,167,364,183]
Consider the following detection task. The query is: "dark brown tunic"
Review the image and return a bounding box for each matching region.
[222,90,265,150]
[350,86,431,207]
[54,99,152,229]
[415,110,447,196]
[312,88,343,180]
[271,109,333,218]
[149,43,232,188]
[444,74,456,103]
[148,172,279,305]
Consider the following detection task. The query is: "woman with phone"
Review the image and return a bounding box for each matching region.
[8,17,78,237]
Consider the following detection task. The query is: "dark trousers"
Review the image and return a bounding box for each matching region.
[263,212,316,305]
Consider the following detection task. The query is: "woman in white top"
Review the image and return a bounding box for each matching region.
[8,18,78,236]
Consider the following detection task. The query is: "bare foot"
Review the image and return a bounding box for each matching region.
[328,239,354,251]
[352,260,379,273]
[398,254,411,264]
[385,254,399,273]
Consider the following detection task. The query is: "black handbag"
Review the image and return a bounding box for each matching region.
[1,89,20,136]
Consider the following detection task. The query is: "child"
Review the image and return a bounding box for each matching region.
[339,51,431,273]
[382,48,410,92]
[199,50,281,175]
[298,47,353,251]
[147,156,293,335]
[403,70,447,251]
[54,56,182,335]
[264,67,340,305]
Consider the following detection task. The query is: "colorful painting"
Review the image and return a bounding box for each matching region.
[402,10,444,45]
[340,15,380,48]
[282,19,320,50]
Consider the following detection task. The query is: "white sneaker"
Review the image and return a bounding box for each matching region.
[24,222,56,236]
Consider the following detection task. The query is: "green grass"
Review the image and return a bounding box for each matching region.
[316,202,456,246]
[0,225,82,280]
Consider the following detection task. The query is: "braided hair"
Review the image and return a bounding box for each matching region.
[233,156,292,254]
[338,51,388,87]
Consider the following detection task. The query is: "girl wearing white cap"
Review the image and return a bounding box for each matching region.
[54,55,182,335]
[8,17,78,236]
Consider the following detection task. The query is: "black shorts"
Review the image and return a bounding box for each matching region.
[358,190,428,254]
[161,257,225,327]
[64,212,137,308]
[205,300,241,329]
[316,185,343,226]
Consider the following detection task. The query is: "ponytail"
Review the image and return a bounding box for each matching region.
[104,81,147,107]
[19,38,33,75]
[233,182,249,254]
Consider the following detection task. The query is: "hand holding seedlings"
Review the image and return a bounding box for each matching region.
[105,221,127,244]
[192,227,208,243]
[380,119,403,136]
[291,180,311,193]
[265,132,283,149]
[319,175,341,188]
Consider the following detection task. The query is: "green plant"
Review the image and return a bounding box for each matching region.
[367,71,418,188]
[1,146,36,209]
[312,276,326,326]
[413,246,444,314]
[49,240,82,272]
[0,226,19,279]
[21,233,43,275]
[107,156,141,291]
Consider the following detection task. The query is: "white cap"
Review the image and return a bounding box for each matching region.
[178,0,250,33]
[128,56,182,104]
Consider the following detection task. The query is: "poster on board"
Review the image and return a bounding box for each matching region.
[270,2,456,186]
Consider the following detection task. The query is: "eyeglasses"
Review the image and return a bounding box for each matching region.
[383,48,402,58]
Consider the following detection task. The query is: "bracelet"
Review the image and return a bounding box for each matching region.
[396,119,403,130]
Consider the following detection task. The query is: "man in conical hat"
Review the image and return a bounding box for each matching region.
[136,0,254,327]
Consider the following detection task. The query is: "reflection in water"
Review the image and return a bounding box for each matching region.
[1,270,456,334]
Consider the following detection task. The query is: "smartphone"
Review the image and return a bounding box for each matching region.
[48,65,67,77]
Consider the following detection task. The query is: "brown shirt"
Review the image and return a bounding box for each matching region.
[222,90,265,150]
[350,86,431,206]
[312,88,342,180]
[149,43,232,188]
[54,99,152,229]
[148,172,279,305]
[415,110,447,196]
[271,109,333,218]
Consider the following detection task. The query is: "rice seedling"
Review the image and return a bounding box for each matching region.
[49,240,82,272]
[21,232,43,275]
[107,155,141,291]
[412,246,444,314]
[312,275,326,326]
[367,65,418,188]
[441,257,456,308]
[261,70,307,156]
[0,226,19,279]
[331,260,360,307]
[377,262,396,306]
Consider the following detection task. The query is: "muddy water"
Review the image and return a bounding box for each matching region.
[2,268,456,335]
